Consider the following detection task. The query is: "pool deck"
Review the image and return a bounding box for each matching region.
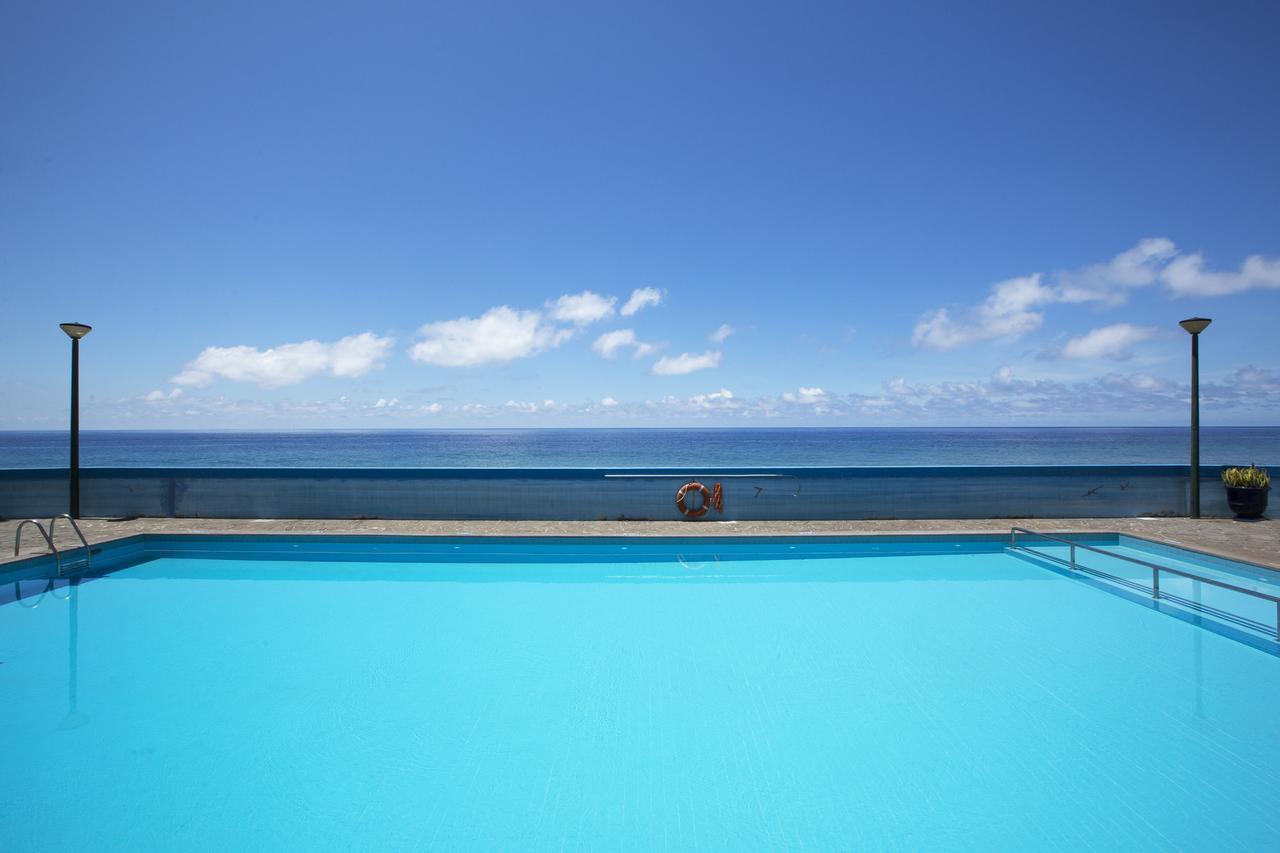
[2,515,1277,569]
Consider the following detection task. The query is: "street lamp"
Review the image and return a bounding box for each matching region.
[1179,317,1211,518]
[59,322,92,518]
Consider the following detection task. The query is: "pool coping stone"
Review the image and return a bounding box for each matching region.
[2,516,1276,570]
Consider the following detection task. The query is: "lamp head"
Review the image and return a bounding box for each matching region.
[59,323,92,340]
[1179,317,1211,335]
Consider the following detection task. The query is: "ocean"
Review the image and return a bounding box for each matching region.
[1,428,1278,469]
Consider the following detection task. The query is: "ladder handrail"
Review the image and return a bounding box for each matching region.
[13,519,61,573]
[1010,526,1280,640]
[12,578,54,609]
[48,514,91,574]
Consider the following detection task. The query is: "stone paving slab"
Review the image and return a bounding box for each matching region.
[2,515,1277,569]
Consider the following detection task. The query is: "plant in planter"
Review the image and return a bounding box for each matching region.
[1221,465,1270,518]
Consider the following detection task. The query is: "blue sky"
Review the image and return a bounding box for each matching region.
[2,1,1278,428]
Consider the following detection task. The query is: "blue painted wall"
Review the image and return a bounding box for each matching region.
[0,466,1235,520]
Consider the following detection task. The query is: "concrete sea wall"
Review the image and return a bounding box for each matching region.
[0,465,1233,520]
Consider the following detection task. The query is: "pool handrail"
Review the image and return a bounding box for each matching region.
[1010,526,1280,641]
[48,514,91,575]
[13,519,60,574]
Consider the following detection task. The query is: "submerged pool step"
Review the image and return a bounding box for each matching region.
[1009,526,1280,644]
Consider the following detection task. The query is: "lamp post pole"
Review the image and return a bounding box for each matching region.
[59,323,92,518]
[1179,318,1212,519]
[70,335,80,517]
[1190,331,1200,518]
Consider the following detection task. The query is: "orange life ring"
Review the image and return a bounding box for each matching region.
[675,481,711,518]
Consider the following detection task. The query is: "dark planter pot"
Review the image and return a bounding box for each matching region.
[1225,486,1269,519]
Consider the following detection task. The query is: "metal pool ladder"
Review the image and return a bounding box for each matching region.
[1009,527,1280,642]
[12,515,92,576]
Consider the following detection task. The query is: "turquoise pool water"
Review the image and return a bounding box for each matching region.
[3,535,1279,850]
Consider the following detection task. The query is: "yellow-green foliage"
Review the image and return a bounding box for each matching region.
[1222,465,1270,489]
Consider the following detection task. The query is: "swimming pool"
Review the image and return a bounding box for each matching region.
[3,534,1279,850]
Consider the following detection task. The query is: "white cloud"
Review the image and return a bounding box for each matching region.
[411,291,623,368]
[913,239,1280,351]
[592,328,657,359]
[143,388,184,403]
[409,306,570,367]
[593,329,637,358]
[1057,324,1157,361]
[1209,365,1280,404]
[620,287,663,316]
[651,350,722,375]
[1096,372,1176,394]
[501,399,565,414]
[72,362,1280,429]
[849,365,1280,421]
[328,333,396,377]
[709,323,735,343]
[548,291,616,324]
[913,274,1053,350]
[1161,252,1280,297]
[1056,237,1177,304]
[656,388,738,412]
[687,388,735,409]
[781,386,828,404]
[172,332,394,388]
